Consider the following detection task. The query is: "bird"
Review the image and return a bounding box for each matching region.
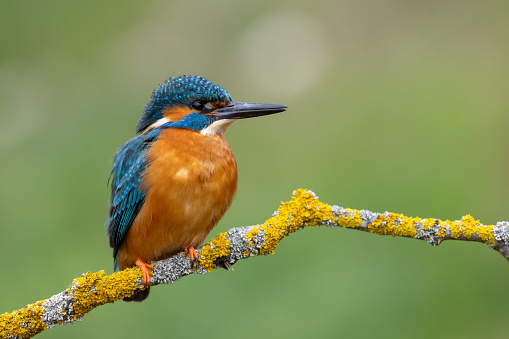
[106,75,286,301]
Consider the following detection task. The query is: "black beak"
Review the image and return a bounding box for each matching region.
[210,102,287,120]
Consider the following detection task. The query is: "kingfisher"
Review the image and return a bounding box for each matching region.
[106,75,286,301]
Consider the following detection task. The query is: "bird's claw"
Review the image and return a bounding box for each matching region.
[135,257,153,285]
[185,246,199,263]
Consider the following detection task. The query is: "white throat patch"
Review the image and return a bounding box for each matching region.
[200,119,235,136]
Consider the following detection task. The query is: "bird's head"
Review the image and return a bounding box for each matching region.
[136,75,286,135]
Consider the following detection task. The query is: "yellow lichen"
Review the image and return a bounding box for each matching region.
[368,214,392,235]
[199,232,230,272]
[450,215,478,239]
[365,212,420,238]
[337,209,362,229]
[442,215,494,245]
[421,218,434,230]
[460,215,478,239]
[69,269,143,319]
[224,190,335,257]
[0,299,46,339]
[477,224,495,245]
[257,220,284,256]
[435,219,448,238]
[393,214,418,238]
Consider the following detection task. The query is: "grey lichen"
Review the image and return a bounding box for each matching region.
[41,290,75,328]
[228,226,253,261]
[150,253,207,285]
[414,219,442,246]
[493,221,509,246]
[359,210,380,229]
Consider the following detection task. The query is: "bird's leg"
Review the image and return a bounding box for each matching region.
[135,257,153,285]
[185,246,199,262]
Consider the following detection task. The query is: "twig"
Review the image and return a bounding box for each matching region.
[1,189,508,338]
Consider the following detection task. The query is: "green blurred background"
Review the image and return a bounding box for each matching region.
[1,0,508,338]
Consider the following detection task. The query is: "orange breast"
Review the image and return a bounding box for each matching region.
[116,128,238,270]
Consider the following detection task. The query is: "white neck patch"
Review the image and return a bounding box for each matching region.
[145,117,170,132]
[200,119,235,136]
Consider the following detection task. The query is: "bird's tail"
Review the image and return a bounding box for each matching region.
[123,287,150,302]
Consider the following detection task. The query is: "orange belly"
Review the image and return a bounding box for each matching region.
[116,128,238,270]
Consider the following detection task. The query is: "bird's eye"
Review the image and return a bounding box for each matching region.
[192,101,205,111]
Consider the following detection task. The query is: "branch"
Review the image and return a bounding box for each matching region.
[2,189,508,338]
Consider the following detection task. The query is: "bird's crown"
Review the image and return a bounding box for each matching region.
[137,75,232,133]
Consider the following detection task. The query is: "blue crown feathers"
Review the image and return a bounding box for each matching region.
[136,75,232,133]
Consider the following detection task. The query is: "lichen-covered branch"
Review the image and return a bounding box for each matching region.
[2,189,508,338]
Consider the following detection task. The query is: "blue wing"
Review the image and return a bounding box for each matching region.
[107,129,160,267]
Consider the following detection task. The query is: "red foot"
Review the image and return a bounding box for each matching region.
[135,257,153,285]
[185,246,199,262]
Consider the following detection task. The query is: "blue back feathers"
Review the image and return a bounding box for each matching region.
[107,128,161,268]
[136,75,232,133]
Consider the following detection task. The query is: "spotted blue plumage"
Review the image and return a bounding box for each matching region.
[137,75,232,133]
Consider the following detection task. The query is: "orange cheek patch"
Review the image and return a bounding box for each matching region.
[162,106,193,122]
